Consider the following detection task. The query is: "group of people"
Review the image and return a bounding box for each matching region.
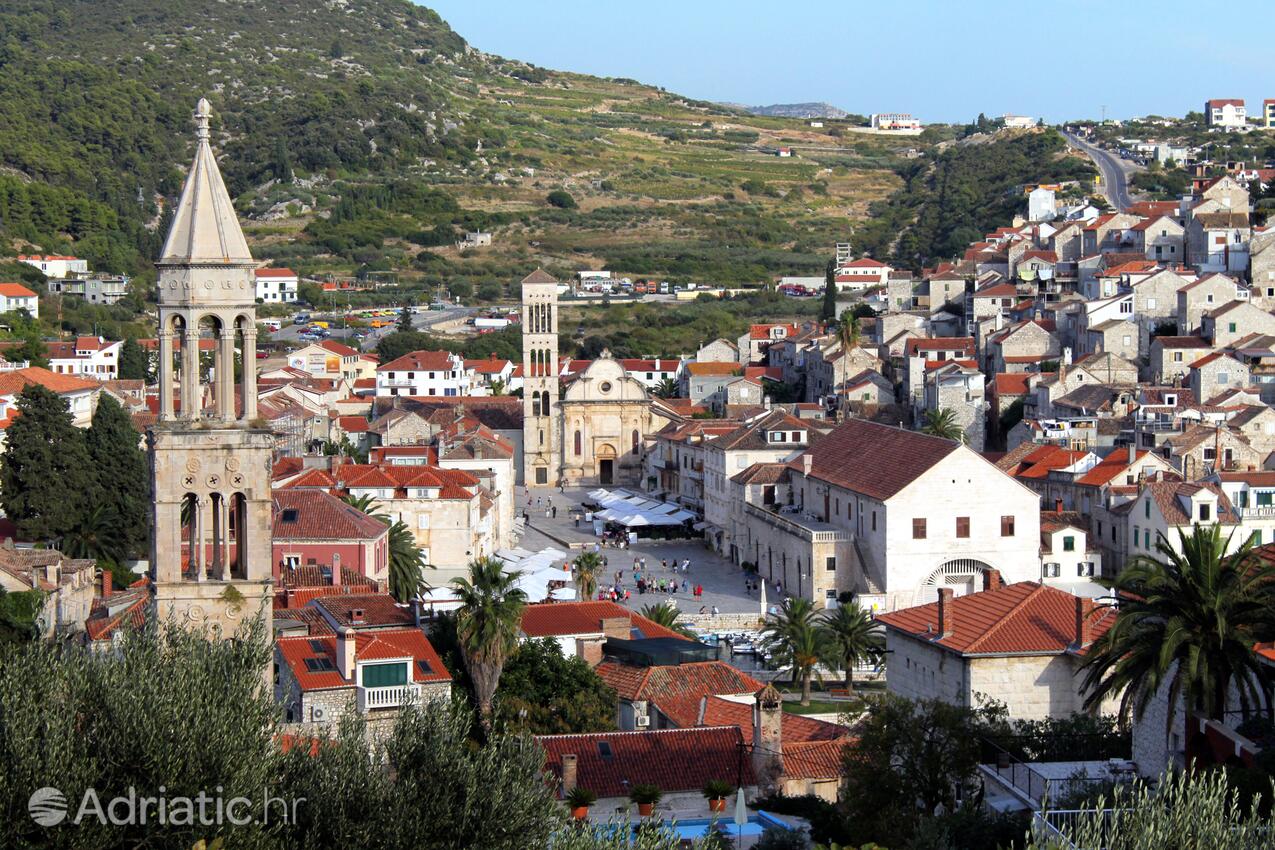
[632,574,704,597]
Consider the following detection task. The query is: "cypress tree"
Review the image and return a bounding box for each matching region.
[820,258,838,321]
[117,336,149,381]
[85,394,150,557]
[0,384,95,541]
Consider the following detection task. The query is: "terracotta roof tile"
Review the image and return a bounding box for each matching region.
[538,727,753,799]
[786,419,959,500]
[877,582,1115,655]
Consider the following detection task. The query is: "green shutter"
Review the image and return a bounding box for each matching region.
[362,662,408,688]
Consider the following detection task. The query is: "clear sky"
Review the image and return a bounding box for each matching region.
[420,0,1273,124]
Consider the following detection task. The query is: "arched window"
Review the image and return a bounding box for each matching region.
[574,430,582,456]
[631,429,640,453]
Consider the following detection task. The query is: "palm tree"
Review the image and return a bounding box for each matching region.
[762,597,832,706]
[573,551,602,600]
[640,603,697,638]
[488,377,507,397]
[836,310,861,350]
[921,408,963,442]
[341,492,385,518]
[820,601,884,694]
[387,520,431,603]
[451,556,528,733]
[61,505,127,565]
[653,376,680,399]
[340,494,429,602]
[1080,525,1275,728]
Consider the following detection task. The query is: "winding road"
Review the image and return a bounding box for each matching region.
[1062,130,1140,212]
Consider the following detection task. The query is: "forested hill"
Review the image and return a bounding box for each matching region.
[0,0,912,289]
[0,0,488,272]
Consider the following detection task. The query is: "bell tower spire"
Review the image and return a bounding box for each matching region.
[149,99,272,641]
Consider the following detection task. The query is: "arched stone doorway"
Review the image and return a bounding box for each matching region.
[916,558,993,604]
[597,444,617,485]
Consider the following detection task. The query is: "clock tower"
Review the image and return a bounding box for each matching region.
[149,99,272,639]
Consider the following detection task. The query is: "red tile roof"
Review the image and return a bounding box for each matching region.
[377,349,458,372]
[904,337,976,357]
[317,339,359,358]
[276,628,450,691]
[877,582,1115,656]
[336,415,369,433]
[0,366,99,395]
[0,283,37,298]
[594,660,762,703]
[273,489,388,542]
[749,323,800,341]
[685,362,742,377]
[537,727,753,799]
[520,601,685,641]
[310,593,416,629]
[994,373,1032,396]
[254,268,297,278]
[1074,448,1156,487]
[785,419,959,500]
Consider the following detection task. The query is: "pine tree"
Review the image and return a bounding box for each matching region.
[820,258,838,321]
[117,336,149,381]
[397,300,414,333]
[85,394,150,557]
[0,384,95,541]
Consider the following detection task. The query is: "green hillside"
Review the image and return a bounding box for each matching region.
[0,0,914,296]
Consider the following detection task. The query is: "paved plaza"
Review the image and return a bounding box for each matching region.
[515,486,769,617]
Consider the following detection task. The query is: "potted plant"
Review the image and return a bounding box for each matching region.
[629,783,662,817]
[702,779,733,813]
[565,787,597,821]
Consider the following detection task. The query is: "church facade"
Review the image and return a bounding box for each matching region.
[519,272,671,488]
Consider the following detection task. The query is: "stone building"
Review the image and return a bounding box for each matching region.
[878,580,1120,720]
[275,626,451,728]
[149,100,273,641]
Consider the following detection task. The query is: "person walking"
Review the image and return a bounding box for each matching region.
[711,605,719,616]
[551,505,558,519]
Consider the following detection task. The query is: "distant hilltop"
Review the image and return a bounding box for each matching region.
[745,102,852,119]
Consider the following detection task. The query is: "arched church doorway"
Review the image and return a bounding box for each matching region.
[597,444,617,485]
[916,558,993,604]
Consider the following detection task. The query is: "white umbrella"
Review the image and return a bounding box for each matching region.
[733,788,748,836]
[759,579,767,618]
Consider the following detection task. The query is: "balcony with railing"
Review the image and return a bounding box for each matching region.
[686,461,704,480]
[744,502,849,543]
[357,683,421,712]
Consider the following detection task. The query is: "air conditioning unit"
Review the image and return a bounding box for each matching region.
[634,715,650,728]
[312,706,328,722]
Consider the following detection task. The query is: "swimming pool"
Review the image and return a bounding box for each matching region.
[670,810,792,840]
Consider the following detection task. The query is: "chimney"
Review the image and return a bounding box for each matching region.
[1127,444,1136,465]
[331,552,341,583]
[696,695,708,726]
[983,569,1004,592]
[937,588,955,638]
[336,626,356,681]
[350,607,365,625]
[1074,596,1098,649]
[752,684,784,792]
[99,568,113,598]
[802,453,812,476]
[1053,498,1063,513]
[561,754,579,795]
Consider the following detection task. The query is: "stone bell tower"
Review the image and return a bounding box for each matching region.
[149,99,272,640]
[521,269,561,488]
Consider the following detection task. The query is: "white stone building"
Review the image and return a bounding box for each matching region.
[733,419,1044,613]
